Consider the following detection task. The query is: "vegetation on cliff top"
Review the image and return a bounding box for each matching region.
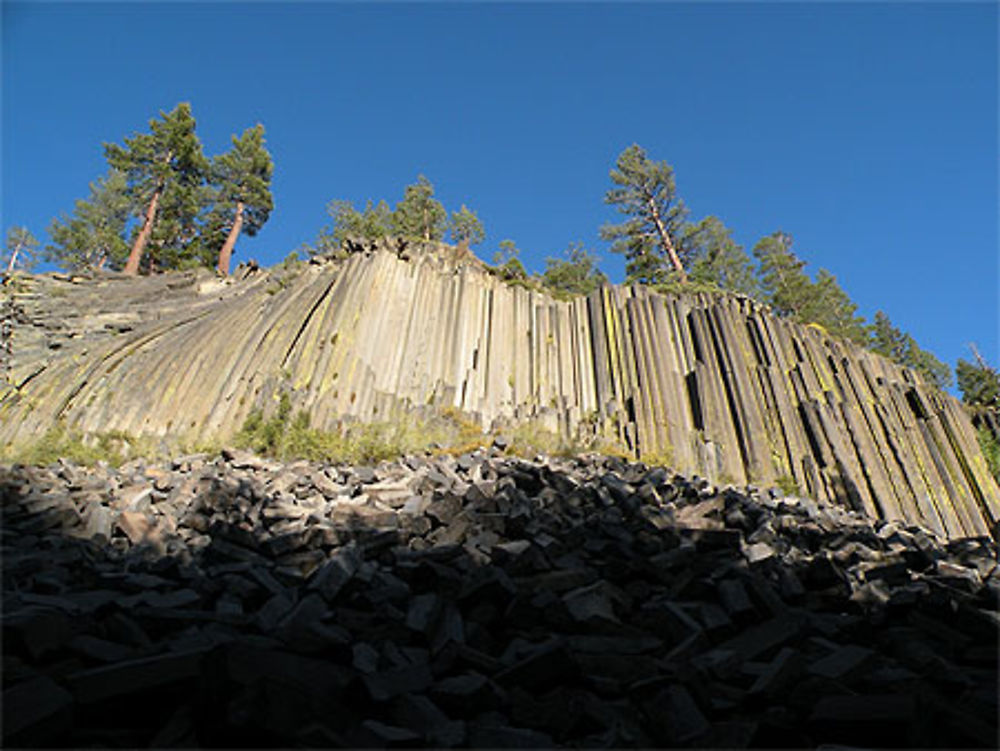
[4,106,953,388]
[37,103,274,278]
[956,347,1000,482]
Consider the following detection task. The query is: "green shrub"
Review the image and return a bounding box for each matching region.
[775,474,800,496]
[976,427,1000,483]
[2,423,156,467]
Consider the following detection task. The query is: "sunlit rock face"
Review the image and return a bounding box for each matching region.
[2,240,997,538]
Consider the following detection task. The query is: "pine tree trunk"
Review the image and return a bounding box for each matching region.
[124,188,162,276]
[5,245,19,275]
[647,198,687,283]
[649,199,687,284]
[217,202,244,276]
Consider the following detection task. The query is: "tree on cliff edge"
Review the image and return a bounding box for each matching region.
[957,346,999,408]
[686,216,760,297]
[209,124,274,275]
[541,243,607,298]
[46,170,132,271]
[391,175,447,242]
[105,103,208,275]
[449,205,485,247]
[326,199,393,245]
[4,226,38,275]
[869,311,951,390]
[601,144,690,285]
[752,231,813,318]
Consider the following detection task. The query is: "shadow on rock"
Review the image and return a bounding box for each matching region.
[2,447,997,748]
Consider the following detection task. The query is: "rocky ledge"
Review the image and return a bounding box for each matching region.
[2,449,997,748]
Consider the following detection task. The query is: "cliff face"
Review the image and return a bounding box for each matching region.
[2,242,997,539]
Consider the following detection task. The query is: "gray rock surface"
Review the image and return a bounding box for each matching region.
[2,449,996,747]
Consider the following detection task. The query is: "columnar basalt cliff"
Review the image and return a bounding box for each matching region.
[2,241,997,538]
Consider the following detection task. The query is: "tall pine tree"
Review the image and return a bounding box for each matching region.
[448,205,485,247]
[601,144,690,284]
[803,269,867,343]
[868,310,951,390]
[46,170,132,271]
[957,348,1000,408]
[391,175,446,242]
[326,199,393,244]
[4,226,38,275]
[210,124,274,275]
[752,231,813,317]
[104,103,208,275]
[541,243,607,298]
[686,216,760,297]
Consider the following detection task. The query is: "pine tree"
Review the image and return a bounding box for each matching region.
[868,310,951,390]
[601,144,690,284]
[327,199,393,244]
[449,205,485,247]
[686,216,760,297]
[4,226,39,275]
[493,239,528,282]
[104,103,209,275]
[391,175,447,242]
[869,311,908,362]
[210,124,274,275]
[144,180,211,272]
[541,243,607,298]
[908,344,952,391]
[803,269,867,343]
[46,170,132,271]
[957,347,999,408]
[752,231,813,317]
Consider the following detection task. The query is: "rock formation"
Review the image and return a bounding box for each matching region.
[2,240,997,539]
[2,450,997,747]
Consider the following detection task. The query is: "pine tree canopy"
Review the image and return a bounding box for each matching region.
[103,102,211,273]
[327,199,393,243]
[957,352,999,408]
[212,124,274,236]
[601,144,690,285]
[867,310,952,390]
[541,243,607,298]
[686,216,760,298]
[4,226,39,273]
[104,103,208,203]
[752,231,813,318]
[46,170,132,271]
[391,175,447,242]
[449,205,485,246]
[493,239,528,281]
[803,269,867,344]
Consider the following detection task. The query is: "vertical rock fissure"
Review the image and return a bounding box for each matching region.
[707,308,751,478]
[280,275,339,369]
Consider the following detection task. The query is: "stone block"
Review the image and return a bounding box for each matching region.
[641,684,710,745]
[67,647,208,705]
[2,675,74,746]
[808,693,916,747]
[362,663,434,702]
[3,605,72,659]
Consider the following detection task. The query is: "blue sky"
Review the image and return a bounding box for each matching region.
[3,2,997,377]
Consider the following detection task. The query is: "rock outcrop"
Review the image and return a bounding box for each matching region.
[2,241,997,538]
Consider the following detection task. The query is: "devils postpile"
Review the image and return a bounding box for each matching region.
[2,239,997,748]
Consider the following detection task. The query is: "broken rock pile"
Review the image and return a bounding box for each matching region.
[2,448,998,748]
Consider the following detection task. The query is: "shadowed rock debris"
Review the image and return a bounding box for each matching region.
[2,449,997,747]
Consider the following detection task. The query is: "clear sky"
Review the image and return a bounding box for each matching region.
[3,2,997,378]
